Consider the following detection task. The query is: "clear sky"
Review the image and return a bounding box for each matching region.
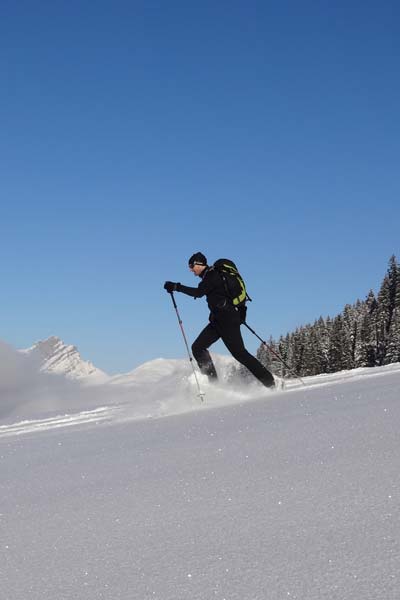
[1,1,399,374]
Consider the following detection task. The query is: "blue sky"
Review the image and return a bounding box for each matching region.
[1,1,399,374]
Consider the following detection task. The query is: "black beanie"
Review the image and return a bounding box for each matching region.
[188,252,207,266]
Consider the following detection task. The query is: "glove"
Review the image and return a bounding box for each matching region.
[164,281,181,293]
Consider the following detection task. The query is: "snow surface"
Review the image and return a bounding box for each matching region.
[1,340,400,599]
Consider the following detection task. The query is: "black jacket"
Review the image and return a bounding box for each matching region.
[178,267,230,312]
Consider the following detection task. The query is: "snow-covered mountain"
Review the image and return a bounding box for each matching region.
[22,336,109,384]
[20,336,237,388]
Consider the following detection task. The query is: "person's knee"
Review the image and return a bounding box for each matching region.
[191,340,202,359]
[230,348,249,363]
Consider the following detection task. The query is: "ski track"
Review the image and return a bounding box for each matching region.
[0,406,122,439]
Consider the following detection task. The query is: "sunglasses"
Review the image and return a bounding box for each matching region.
[189,262,204,268]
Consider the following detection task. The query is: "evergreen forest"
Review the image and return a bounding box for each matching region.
[257,255,400,378]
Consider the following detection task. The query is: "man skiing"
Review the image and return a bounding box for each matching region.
[164,252,276,389]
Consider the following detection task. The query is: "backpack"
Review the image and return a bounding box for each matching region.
[213,259,251,306]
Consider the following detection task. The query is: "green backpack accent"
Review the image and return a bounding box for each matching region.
[213,259,250,306]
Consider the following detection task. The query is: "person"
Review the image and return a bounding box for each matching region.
[164,252,276,389]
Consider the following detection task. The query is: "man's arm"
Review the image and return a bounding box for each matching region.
[164,272,214,298]
[177,282,206,298]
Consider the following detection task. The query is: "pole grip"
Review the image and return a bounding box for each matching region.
[169,291,178,309]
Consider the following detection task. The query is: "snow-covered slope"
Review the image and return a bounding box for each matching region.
[109,354,236,386]
[110,357,185,386]
[22,336,109,383]
[2,360,400,600]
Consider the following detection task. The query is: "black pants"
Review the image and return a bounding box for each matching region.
[191,309,275,388]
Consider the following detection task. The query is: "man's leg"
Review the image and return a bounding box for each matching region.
[216,311,275,388]
[192,323,220,380]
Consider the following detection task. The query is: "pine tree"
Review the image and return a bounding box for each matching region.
[281,333,292,377]
[315,316,330,373]
[385,307,400,364]
[342,304,357,369]
[301,324,322,376]
[328,315,347,372]
[387,255,399,327]
[353,299,367,367]
[385,258,400,364]
[291,329,305,375]
[377,274,391,364]
[376,256,400,364]
[357,290,379,367]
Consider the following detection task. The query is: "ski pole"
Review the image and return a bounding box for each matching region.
[243,322,306,386]
[168,292,205,401]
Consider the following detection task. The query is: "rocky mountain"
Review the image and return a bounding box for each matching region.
[22,336,109,384]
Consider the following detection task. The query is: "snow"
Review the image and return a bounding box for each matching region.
[1,340,400,599]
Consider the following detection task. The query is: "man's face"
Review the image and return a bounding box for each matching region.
[189,263,206,277]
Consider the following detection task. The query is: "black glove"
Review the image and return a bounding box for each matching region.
[164,281,181,293]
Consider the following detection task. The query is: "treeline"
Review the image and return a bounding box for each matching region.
[257,255,400,378]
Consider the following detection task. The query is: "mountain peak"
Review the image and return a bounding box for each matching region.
[24,336,109,383]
